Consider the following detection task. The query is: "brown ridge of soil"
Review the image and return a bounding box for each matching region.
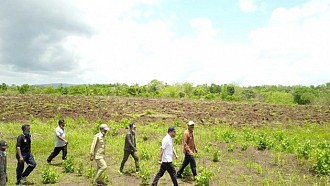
[0,94,329,126]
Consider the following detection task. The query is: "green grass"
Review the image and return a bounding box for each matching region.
[0,117,329,185]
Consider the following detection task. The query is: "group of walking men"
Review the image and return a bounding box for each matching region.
[0,119,197,186]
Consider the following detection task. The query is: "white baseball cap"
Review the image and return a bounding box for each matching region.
[188,121,195,126]
[100,124,110,131]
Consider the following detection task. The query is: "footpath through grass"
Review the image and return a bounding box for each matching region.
[1,117,329,185]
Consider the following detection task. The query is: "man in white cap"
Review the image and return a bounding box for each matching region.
[90,123,109,186]
[176,120,198,179]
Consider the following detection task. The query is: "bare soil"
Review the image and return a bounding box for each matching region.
[1,94,329,126]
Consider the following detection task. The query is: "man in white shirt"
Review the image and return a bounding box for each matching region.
[152,126,179,186]
[47,119,68,164]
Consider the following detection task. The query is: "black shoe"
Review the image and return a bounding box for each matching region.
[176,174,182,178]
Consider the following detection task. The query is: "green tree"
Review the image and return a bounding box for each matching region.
[147,80,164,96]
[17,84,30,94]
[293,87,315,105]
[0,83,8,92]
[210,83,221,94]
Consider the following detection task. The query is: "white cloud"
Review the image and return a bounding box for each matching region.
[1,0,329,86]
[246,0,330,85]
[239,0,265,12]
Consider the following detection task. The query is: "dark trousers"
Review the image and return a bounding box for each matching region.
[120,150,140,171]
[47,145,67,162]
[177,154,197,177]
[16,153,37,183]
[152,162,178,186]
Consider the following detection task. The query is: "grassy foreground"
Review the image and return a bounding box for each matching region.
[1,117,329,185]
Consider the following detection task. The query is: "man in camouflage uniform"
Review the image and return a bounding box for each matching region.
[0,140,8,186]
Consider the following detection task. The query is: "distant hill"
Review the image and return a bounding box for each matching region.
[33,83,76,87]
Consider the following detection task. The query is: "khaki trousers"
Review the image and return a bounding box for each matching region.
[95,158,107,182]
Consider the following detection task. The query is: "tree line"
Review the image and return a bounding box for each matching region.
[1,80,329,106]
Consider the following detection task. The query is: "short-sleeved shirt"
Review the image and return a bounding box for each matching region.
[16,134,31,153]
[161,134,174,163]
[55,126,66,147]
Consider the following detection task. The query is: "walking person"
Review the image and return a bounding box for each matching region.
[119,123,140,174]
[176,121,198,179]
[90,124,110,186]
[151,126,179,186]
[47,119,68,164]
[0,140,8,186]
[16,124,37,185]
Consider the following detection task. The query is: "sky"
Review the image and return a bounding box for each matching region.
[0,0,329,86]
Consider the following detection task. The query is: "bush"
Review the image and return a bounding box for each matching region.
[314,149,330,176]
[17,84,30,94]
[297,140,313,159]
[77,161,84,176]
[212,150,220,162]
[222,130,235,143]
[139,169,151,186]
[293,87,315,105]
[256,133,274,150]
[42,166,59,184]
[195,167,213,186]
[227,144,235,152]
[264,91,295,105]
[241,142,248,151]
[63,155,75,173]
[141,148,151,161]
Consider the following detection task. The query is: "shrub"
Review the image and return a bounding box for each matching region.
[264,91,295,105]
[174,131,183,145]
[195,167,213,186]
[212,150,220,162]
[63,155,75,173]
[42,166,59,184]
[17,84,30,94]
[141,148,151,161]
[142,132,149,141]
[77,161,84,176]
[222,130,235,143]
[139,169,151,186]
[297,140,313,159]
[293,87,315,105]
[280,138,294,153]
[256,133,274,150]
[86,164,96,178]
[227,144,235,152]
[314,149,330,176]
[241,142,248,151]
[243,128,255,141]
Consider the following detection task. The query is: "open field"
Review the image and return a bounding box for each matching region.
[1,94,329,125]
[0,95,329,185]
